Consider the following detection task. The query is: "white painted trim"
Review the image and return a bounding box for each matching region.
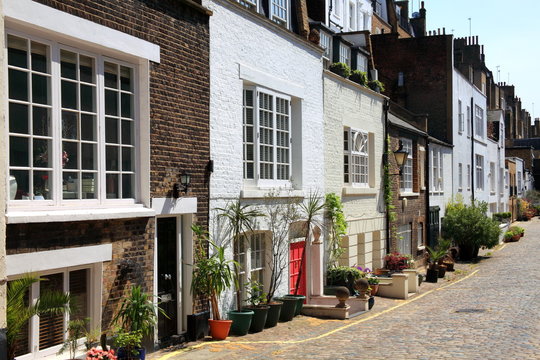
[240,189,304,199]
[152,197,198,215]
[6,206,155,224]
[239,63,305,99]
[342,187,378,196]
[5,0,160,63]
[6,244,112,276]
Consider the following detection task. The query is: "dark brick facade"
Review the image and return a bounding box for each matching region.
[6,0,211,330]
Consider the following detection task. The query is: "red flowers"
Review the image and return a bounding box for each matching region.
[86,348,117,360]
[384,252,413,271]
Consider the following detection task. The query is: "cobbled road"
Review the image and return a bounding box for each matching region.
[154,218,540,360]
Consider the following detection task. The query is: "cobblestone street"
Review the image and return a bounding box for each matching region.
[153,218,540,360]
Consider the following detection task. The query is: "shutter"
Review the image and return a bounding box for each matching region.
[39,273,64,350]
[69,269,89,323]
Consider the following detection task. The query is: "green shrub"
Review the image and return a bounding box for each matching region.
[326,266,364,286]
[493,212,511,222]
[329,62,351,78]
[349,70,368,86]
[368,79,385,92]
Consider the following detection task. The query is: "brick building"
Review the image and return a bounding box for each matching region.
[4,0,210,356]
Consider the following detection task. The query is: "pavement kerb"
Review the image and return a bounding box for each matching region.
[156,268,480,360]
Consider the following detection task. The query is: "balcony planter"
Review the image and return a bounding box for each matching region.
[243,305,269,333]
[264,301,283,328]
[285,294,306,316]
[228,310,253,336]
[276,297,297,322]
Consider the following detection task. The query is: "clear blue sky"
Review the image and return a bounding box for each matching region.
[408,0,540,122]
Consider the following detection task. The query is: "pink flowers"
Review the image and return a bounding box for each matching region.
[86,348,117,360]
[384,252,414,271]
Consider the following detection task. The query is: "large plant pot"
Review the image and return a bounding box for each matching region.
[187,310,210,341]
[117,347,146,360]
[426,268,438,283]
[437,265,447,278]
[458,244,479,261]
[243,306,269,333]
[208,319,232,340]
[285,294,306,316]
[228,310,253,336]
[277,297,297,322]
[265,301,283,328]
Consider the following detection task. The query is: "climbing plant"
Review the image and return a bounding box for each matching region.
[384,135,397,241]
[325,193,347,268]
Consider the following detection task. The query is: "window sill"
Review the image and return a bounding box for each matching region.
[6,205,155,224]
[342,187,377,197]
[399,192,420,198]
[241,188,304,199]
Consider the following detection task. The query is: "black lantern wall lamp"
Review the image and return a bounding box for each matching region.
[172,171,191,199]
[391,140,409,176]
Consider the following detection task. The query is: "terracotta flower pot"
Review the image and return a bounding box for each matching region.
[208,319,232,340]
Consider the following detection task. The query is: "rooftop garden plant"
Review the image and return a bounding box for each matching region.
[349,70,368,86]
[329,62,351,78]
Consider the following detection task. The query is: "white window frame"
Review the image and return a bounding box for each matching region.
[344,128,369,187]
[417,222,423,248]
[271,0,289,27]
[339,43,351,67]
[242,86,292,189]
[466,105,471,137]
[320,31,332,61]
[397,223,412,255]
[356,53,368,73]
[475,105,484,138]
[348,1,357,31]
[490,162,496,193]
[400,138,413,193]
[475,154,484,190]
[518,171,522,194]
[458,99,464,133]
[236,232,269,299]
[458,163,463,191]
[467,164,471,190]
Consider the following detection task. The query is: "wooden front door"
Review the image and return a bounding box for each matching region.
[289,241,306,296]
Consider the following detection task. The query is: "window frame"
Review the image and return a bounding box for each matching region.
[458,99,464,133]
[242,86,292,189]
[6,29,141,209]
[466,105,471,137]
[270,0,290,27]
[344,127,369,188]
[475,154,484,190]
[400,138,413,193]
[397,223,412,255]
[339,43,351,67]
[474,105,484,138]
[458,163,463,191]
[235,232,269,299]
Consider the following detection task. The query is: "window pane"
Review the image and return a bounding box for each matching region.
[81,143,96,170]
[33,138,51,168]
[32,74,50,105]
[121,120,133,145]
[31,41,48,73]
[63,172,79,199]
[82,173,97,199]
[104,62,118,88]
[106,117,119,143]
[9,103,29,134]
[34,170,52,199]
[121,93,132,118]
[33,106,50,136]
[9,69,28,101]
[60,50,77,80]
[61,80,77,109]
[10,170,30,200]
[81,114,97,141]
[39,273,64,350]
[79,55,94,84]
[10,136,29,167]
[105,90,118,116]
[106,146,119,171]
[8,35,28,68]
[10,279,30,356]
[106,174,119,198]
[80,84,95,112]
[62,111,78,140]
[69,269,89,321]
[122,147,133,171]
[63,141,78,169]
[122,174,134,198]
[120,66,132,91]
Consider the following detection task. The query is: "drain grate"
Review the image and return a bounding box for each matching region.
[455,308,486,313]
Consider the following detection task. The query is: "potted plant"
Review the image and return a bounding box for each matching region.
[191,239,237,340]
[57,318,88,359]
[112,285,166,359]
[7,273,72,360]
[325,266,365,296]
[349,70,368,86]
[426,246,447,282]
[114,330,143,360]
[384,252,414,273]
[367,277,380,296]
[328,62,351,78]
[368,79,385,93]
[242,280,269,333]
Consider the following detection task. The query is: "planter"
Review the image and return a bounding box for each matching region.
[369,284,379,296]
[264,301,283,328]
[285,294,306,316]
[276,297,297,322]
[117,347,146,360]
[442,261,454,272]
[426,267,438,283]
[512,234,521,242]
[374,268,390,276]
[228,310,254,336]
[187,310,210,341]
[208,319,232,340]
[368,296,375,310]
[243,306,269,333]
[437,265,447,278]
[458,244,479,261]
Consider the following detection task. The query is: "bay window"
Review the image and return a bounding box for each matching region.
[243,87,292,187]
[344,128,369,187]
[7,33,137,204]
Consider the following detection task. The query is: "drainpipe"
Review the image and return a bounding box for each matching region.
[425,137,431,247]
[383,99,391,256]
[471,96,475,203]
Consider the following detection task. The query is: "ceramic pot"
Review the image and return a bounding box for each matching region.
[285,294,306,316]
[208,319,232,340]
[243,306,269,333]
[264,301,283,328]
[228,310,254,336]
[276,297,296,322]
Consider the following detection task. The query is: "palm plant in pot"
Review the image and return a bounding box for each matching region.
[242,280,269,333]
[112,285,166,359]
[216,201,263,335]
[425,246,447,283]
[191,239,237,340]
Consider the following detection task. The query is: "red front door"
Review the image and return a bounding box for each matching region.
[289,241,306,296]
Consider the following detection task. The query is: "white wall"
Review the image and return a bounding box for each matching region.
[428,142,453,220]
[323,72,386,269]
[205,0,324,311]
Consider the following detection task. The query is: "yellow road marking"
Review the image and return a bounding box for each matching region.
[156,269,480,359]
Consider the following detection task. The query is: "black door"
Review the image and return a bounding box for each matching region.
[157,217,178,341]
[428,206,440,248]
